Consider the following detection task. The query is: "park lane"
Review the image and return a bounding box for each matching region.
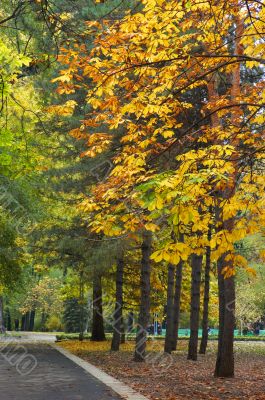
[0,343,121,400]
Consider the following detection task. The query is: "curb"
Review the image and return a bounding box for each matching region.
[52,344,149,400]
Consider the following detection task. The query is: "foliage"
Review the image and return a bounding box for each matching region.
[0,0,265,386]
[63,297,88,333]
[236,273,265,327]
[53,0,265,277]
[45,315,63,331]
[19,276,63,316]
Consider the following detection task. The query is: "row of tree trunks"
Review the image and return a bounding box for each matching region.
[91,217,233,378]
[92,229,153,353]
[164,233,212,358]
[18,310,35,332]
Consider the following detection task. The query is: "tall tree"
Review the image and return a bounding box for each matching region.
[53,0,265,377]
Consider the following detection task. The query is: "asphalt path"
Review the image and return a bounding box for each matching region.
[0,343,121,400]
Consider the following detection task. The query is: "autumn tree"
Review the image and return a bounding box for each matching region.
[53,0,265,377]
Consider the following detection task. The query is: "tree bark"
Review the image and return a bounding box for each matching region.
[134,230,152,362]
[199,224,212,354]
[29,310,35,332]
[91,273,106,341]
[21,312,31,331]
[79,270,85,341]
[25,311,30,331]
[214,199,236,377]
[4,308,11,331]
[214,255,235,377]
[164,263,175,353]
[0,296,4,333]
[21,315,26,331]
[128,311,134,333]
[172,233,185,351]
[111,256,124,351]
[85,293,91,333]
[120,316,126,344]
[188,254,203,361]
[171,259,183,351]
[15,319,19,331]
[40,312,46,331]
[214,14,241,374]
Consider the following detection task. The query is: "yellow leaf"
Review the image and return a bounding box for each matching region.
[145,223,159,232]
[170,253,180,265]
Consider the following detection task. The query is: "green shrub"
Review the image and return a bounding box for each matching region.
[45,315,63,331]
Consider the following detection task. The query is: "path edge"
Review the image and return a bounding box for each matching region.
[52,344,149,400]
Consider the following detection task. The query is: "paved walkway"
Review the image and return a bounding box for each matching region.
[0,343,121,400]
[4,331,57,342]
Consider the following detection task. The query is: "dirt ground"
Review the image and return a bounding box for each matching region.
[59,340,265,400]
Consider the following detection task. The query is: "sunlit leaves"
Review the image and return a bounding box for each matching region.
[52,0,265,277]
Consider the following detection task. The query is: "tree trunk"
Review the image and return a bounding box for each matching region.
[85,293,92,333]
[214,200,236,377]
[7,311,11,331]
[172,233,185,351]
[199,224,212,354]
[29,310,35,332]
[79,270,85,341]
[214,12,243,378]
[134,230,152,362]
[111,256,124,351]
[188,254,203,361]
[40,312,46,331]
[91,273,106,341]
[5,307,11,331]
[21,315,26,331]
[15,319,19,331]
[128,311,134,333]
[164,263,175,353]
[214,255,235,377]
[120,316,126,344]
[172,260,184,351]
[0,296,4,333]
[25,311,30,331]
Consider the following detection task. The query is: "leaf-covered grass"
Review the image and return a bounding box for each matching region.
[59,340,265,400]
